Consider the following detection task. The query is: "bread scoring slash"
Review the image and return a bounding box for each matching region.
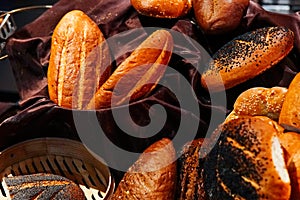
[2,173,85,199]
[203,116,290,199]
[87,29,174,109]
[193,0,249,34]
[47,10,111,109]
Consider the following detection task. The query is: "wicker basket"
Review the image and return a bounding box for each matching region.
[0,137,114,200]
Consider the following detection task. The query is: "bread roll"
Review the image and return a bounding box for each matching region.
[48,10,111,109]
[193,0,249,34]
[177,138,206,200]
[87,29,173,109]
[279,73,300,132]
[2,173,85,199]
[131,0,192,18]
[233,87,288,121]
[279,132,300,200]
[201,26,294,92]
[111,138,177,200]
[204,116,290,199]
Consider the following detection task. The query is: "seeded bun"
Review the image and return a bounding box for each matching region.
[233,87,288,121]
[201,26,294,92]
[204,116,291,199]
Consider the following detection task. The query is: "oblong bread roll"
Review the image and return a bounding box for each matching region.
[87,29,173,109]
[203,116,290,199]
[201,26,294,92]
[279,73,300,132]
[111,138,177,200]
[131,0,192,18]
[279,132,300,200]
[48,10,110,109]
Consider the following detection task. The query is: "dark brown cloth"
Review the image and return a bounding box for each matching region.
[1,0,300,182]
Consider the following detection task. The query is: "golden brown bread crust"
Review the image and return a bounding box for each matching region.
[193,0,249,34]
[131,0,192,18]
[204,116,290,199]
[279,132,300,200]
[233,87,288,121]
[2,173,85,199]
[279,73,300,132]
[201,26,294,92]
[111,138,177,200]
[177,138,206,200]
[87,29,173,109]
[48,10,110,109]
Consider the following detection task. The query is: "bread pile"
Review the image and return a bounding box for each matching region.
[47,10,173,110]
[23,1,300,199]
[130,0,250,35]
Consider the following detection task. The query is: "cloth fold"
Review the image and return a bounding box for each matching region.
[0,0,300,181]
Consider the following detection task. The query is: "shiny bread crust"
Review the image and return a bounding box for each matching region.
[279,73,300,132]
[204,116,290,199]
[87,29,173,109]
[201,26,294,92]
[111,138,177,200]
[48,10,110,109]
[193,0,249,34]
[233,87,288,121]
[131,0,192,18]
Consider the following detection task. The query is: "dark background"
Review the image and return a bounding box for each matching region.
[0,0,58,102]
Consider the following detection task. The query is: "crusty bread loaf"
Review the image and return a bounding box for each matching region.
[48,10,111,109]
[279,73,300,132]
[279,132,300,200]
[2,173,85,200]
[177,138,206,200]
[111,138,177,200]
[204,116,290,199]
[131,0,192,18]
[201,26,294,92]
[233,87,288,121]
[193,0,249,34]
[87,29,173,109]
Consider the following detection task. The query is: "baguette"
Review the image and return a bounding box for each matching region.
[204,116,290,199]
[47,10,111,109]
[193,0,249,34]
[111,138,177,200]
[87,29,173,109]
[131,0,192,18]
[201,26,294,92]
[279,73,300,132]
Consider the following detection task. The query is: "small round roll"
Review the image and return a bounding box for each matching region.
[201,26,294,92]
[130,0,192,18]
[193,0,249,34]
[233,86,288,121]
